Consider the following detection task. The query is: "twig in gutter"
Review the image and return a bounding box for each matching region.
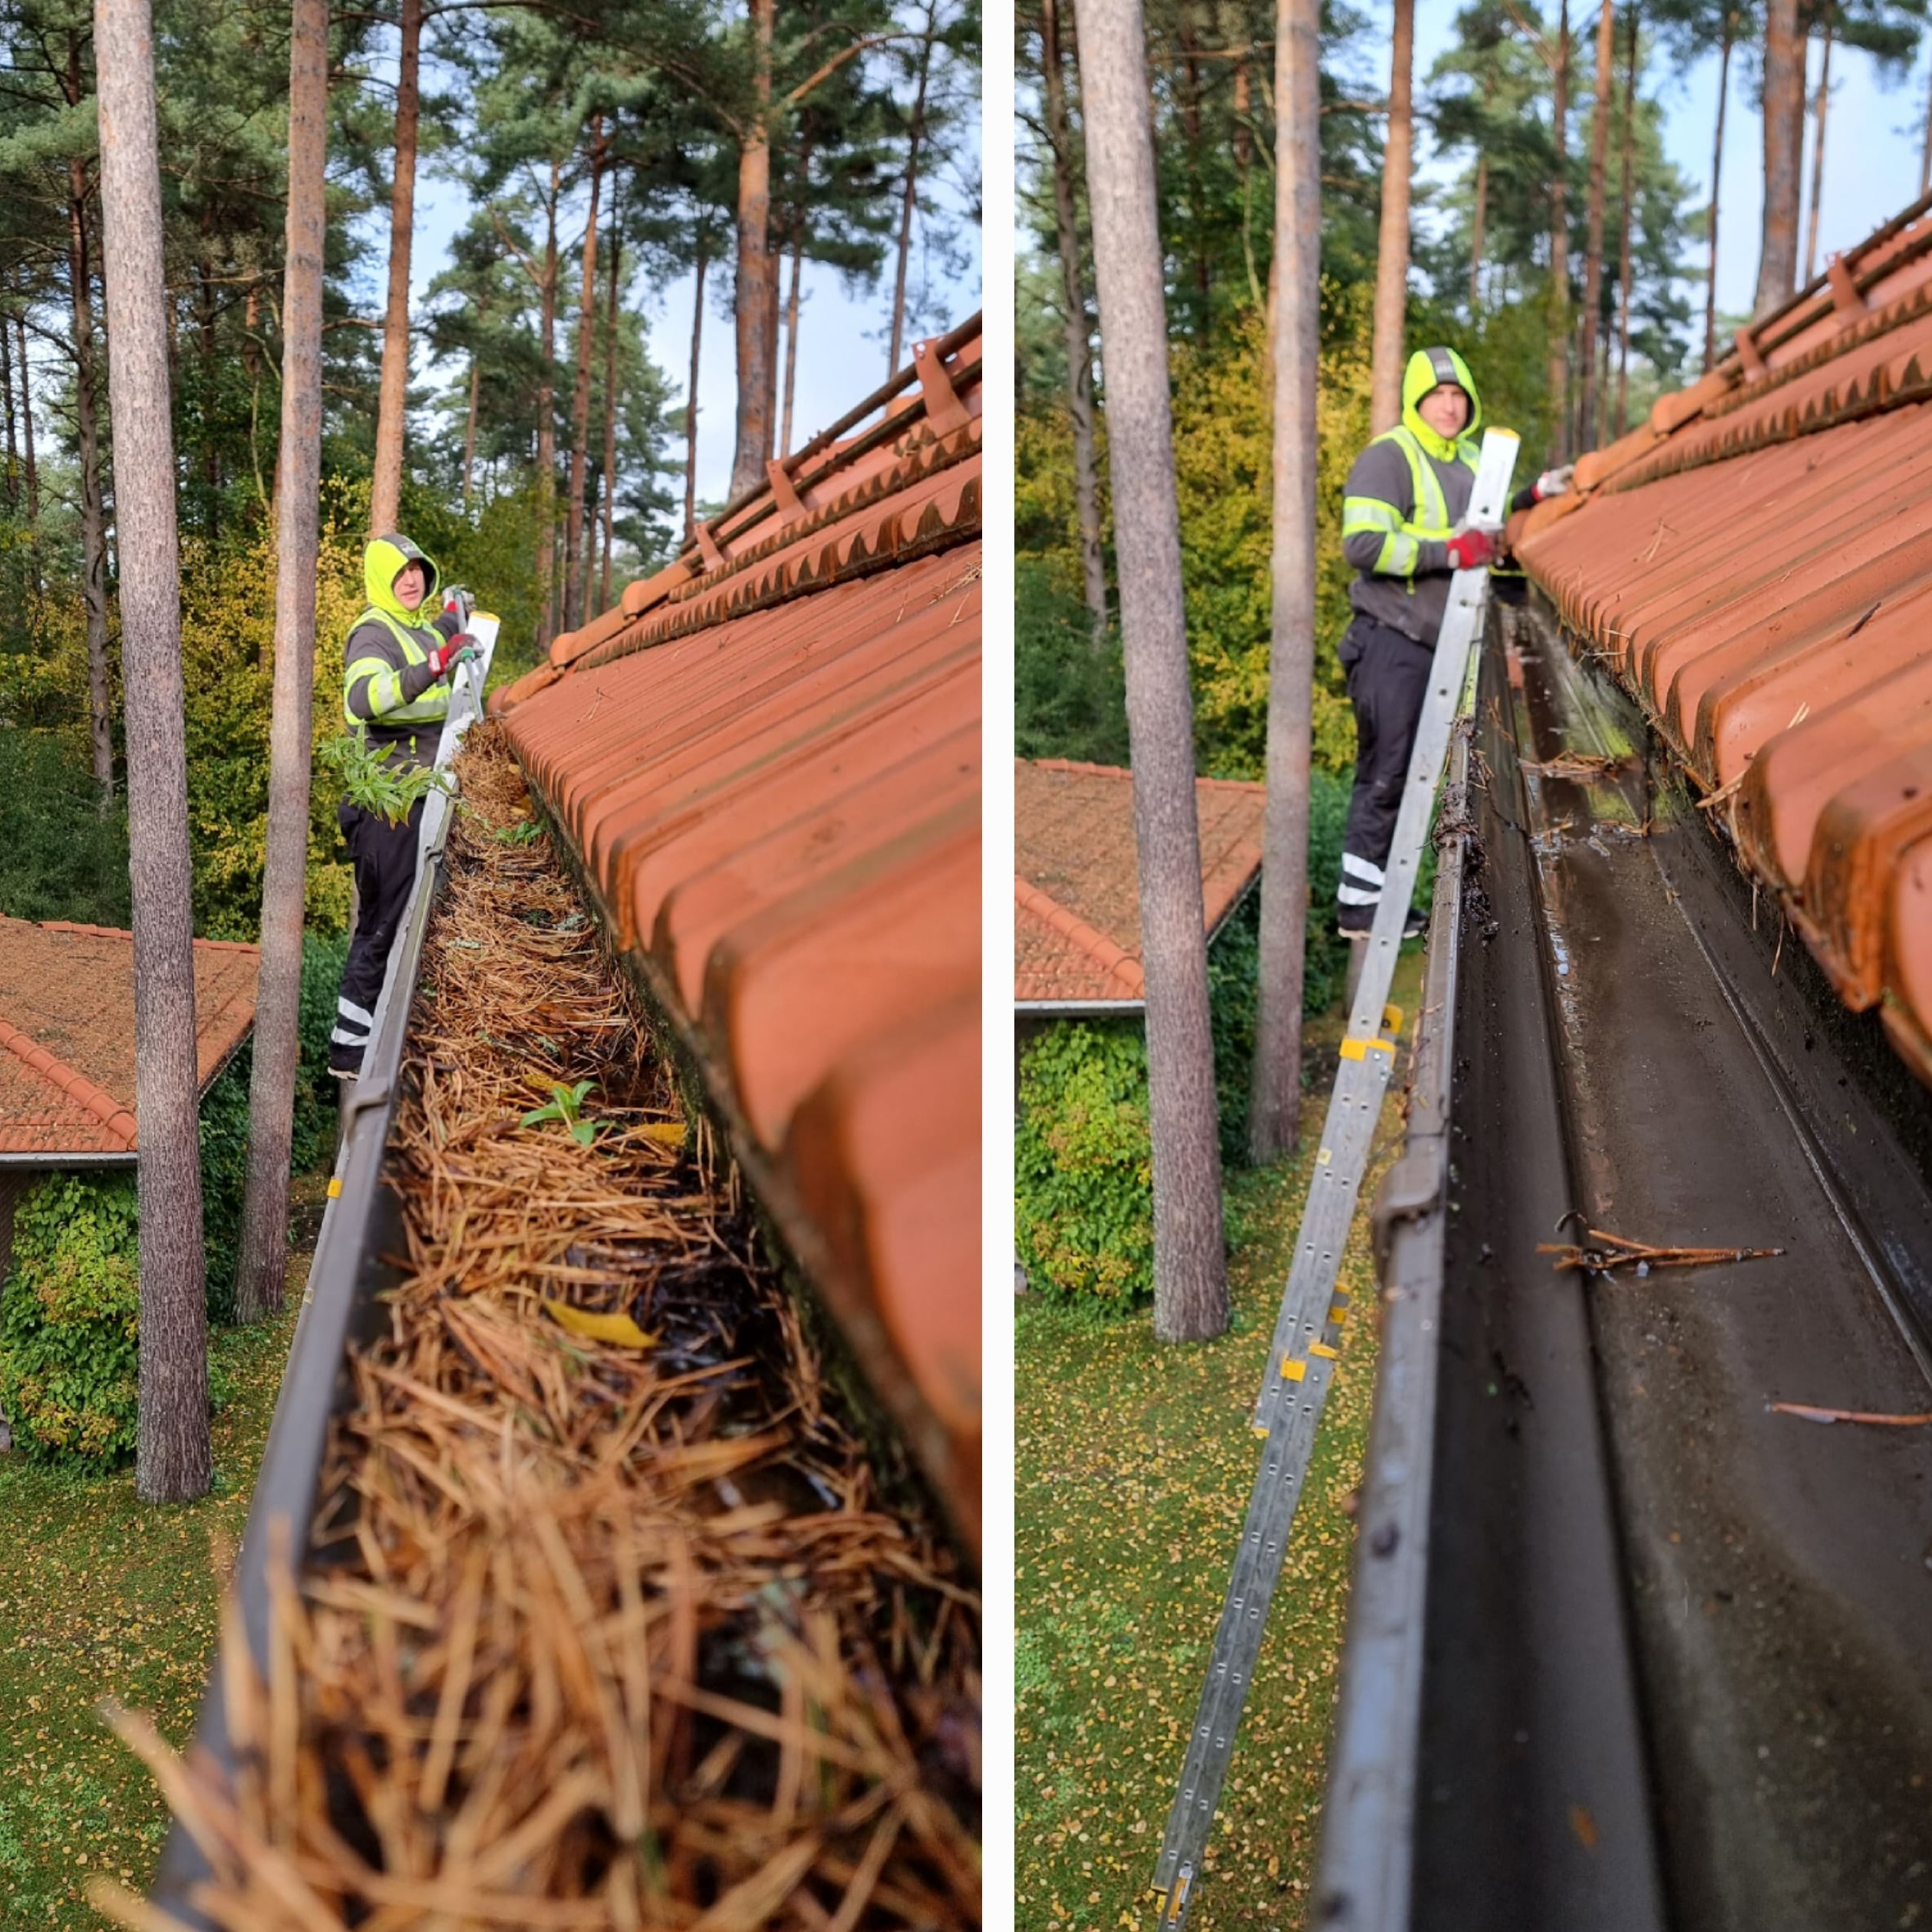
[1769,1401,1932,1427]
[1539,1225,1785,1276]
[1522,750,1630,781]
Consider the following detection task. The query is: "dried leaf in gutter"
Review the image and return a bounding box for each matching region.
[542,1299,659,1349]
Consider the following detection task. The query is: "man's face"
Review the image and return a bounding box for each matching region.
[1417,382,1470,437]
[392,560,427,610]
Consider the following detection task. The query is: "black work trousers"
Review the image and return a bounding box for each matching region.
[1337,615,1434,930]
[330,796,424,1074]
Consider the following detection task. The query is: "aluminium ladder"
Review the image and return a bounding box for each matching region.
[1148,429,1521,1931]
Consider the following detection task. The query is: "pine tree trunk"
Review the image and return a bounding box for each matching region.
[370,0,420,536]
[1803,15,1831,285]
[69,153,114,805]
[17,315,36,525]
[1547,0,1572,461]
[1579,0,1615,452]
[1615,5,1637,434]
[763,237,780,458]
[600,211,620,613]
[233,0,328,1330]
[1922,45,1932,196]
[780,217,803,457]
[565,115,604,634]
[1369,0,1415,434]
[1072,0,1228,1342]
[1756,0,1803,316]
[1248,0,1319,1166]
[685,244,706,542]
[96,0,210,1505]
[1706,20,1730,371]
[2,319,15,507]
[1470,151,1488,312]
[889,7,935,375]
[462,351,479,509]
[536,162,559,650]
[730,0,776,496]
[1042,0,1109,640]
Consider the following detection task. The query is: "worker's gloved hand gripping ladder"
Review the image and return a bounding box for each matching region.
[1149,430,1520,1932]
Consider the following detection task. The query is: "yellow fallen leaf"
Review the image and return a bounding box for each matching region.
[542,1299,658,1349]
[640,1120,687,1148]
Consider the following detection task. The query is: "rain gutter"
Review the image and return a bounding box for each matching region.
[149,629,498,1924]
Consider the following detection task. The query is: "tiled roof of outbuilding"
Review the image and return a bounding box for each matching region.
[0,917,259,1154]
[490,320,981,1551]
[1014,759,1267,1005]
[1512,193,1932,1086]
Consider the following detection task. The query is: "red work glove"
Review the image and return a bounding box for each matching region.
[427,634,479,680]
[1445,526,1497,572]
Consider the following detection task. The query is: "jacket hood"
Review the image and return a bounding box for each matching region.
[1400,345,1482,457]
[364,533,440,620]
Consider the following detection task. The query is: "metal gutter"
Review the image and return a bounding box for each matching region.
[149,625,497,1924]
[1310,723,1468,1928]
[0,1150,138,1169]
[1013,999,1146,1017]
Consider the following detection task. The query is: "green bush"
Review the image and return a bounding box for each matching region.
[0,1165,243,1463]
[0,727,132,928]
[199,1054,252,1326]
[1016,1021,1155,1304]
[295,928,350,1172]
[0,1175,141,1460]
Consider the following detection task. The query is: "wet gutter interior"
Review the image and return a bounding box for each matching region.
[1400,602,1932,1932]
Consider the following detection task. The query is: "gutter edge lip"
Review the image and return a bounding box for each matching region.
[1311,717,1470,1930]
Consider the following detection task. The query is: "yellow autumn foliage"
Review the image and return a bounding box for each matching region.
[180,476,371,938]
[1017,292,1375,780]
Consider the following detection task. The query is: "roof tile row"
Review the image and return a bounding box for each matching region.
[1513,196,1932,1086]
[493,325,982,1551]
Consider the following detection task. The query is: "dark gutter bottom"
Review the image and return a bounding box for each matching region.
[1498,602,1932,1930]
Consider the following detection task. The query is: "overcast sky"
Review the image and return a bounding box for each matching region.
[1402,0,1932,325]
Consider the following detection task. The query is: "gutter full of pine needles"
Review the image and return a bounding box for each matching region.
[117,724,980,1932]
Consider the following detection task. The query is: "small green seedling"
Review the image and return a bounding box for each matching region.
[493,819,543,846]
[522,1079,601,1146]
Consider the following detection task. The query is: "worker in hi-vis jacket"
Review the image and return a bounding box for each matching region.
[1336,345,1571,937]
[329,534,477,1077]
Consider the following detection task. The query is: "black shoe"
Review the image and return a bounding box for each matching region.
[328,1047,364,1079]
[1336,903,1429,941]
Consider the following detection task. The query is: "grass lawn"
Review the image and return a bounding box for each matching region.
[0,1171,325,1930]
[1015,952,1423,1932]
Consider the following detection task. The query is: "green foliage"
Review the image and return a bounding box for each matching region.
[0,725,130,927]
[318,721,452,828]
[0,1176,141,1462]
[1015,1022,1155,1304]
[1014,559,1129,768]
[1017,302,1370,786]
[196,1056,252,1327]
[295,929,351,1173]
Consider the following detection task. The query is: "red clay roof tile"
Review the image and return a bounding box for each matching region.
[1014,759,1266,1004]
[1516,196,1932,1088]
[495,322,981,1551]
[0,916,259,1154]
